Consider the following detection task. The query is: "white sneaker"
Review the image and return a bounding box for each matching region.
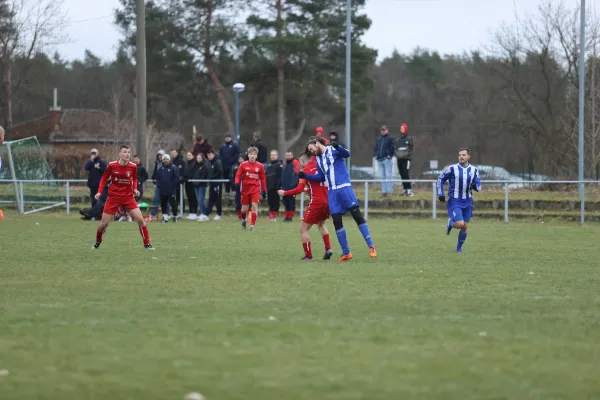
[213,215,221,221]
[187,213,197,220]
[127,216,132,222]
[197,214,209,221]
[118,216,127,222]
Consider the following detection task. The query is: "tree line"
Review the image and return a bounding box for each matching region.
[2,0,600,177]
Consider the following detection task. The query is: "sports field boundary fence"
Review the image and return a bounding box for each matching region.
[0,179,597,224]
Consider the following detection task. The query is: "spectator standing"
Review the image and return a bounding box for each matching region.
[250,132,268,164]
[84,148,107,207]
[231,156,245,220]
[280,151,301,222]
[133,155,148,201]
[156,154,180,223]
[315,126,330,144]
[170,149,185,213]
[150,150,166,220]
[192,153,211,221]
[183,151,198,220]
[204,149,223,220]
[374,125,395,196]
[193,135,213,157]
[329,131,345,148]
[219,132,240,198]
[395,122,414,196]
[266,150,283,222]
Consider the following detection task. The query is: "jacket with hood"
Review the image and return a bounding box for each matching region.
[193,140,213,157]
[156,162,180,196]
[191,159,211,188]
[171,153,185,182]
[266,159,283,190]
[183,159,196,181]
[374,134,395,161]
[208,157,223,188]
[395,123,414,160]
[152,150,166,182]
[219,138,240,169]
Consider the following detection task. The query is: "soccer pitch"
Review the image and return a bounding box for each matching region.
[1,214,600,399]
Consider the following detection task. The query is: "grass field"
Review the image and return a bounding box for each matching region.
[2,212,600,399]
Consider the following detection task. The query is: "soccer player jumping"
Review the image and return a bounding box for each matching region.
[235,146,267,231]
[278,152,333,261]
[437,148,481,253]
[301,137,376,261]
[93,145,153,249]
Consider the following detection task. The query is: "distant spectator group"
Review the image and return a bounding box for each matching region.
[374,122,414,197]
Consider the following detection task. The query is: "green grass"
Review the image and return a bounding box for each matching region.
[2,212,600,399]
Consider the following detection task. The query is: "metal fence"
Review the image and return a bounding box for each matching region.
[0,179,597,224]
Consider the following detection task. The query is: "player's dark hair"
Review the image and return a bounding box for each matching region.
[120,144,130,150]
[247,146,258,154]
[459,147,471,155]
[307,136,327,146]
[298,152,309,160]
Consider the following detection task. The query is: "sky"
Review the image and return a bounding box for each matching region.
[55,0,600,62]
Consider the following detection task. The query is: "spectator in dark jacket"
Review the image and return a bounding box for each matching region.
[156,154,180,223]
[219,132,240,196]
[183,151,198,220]
[374,125,396,196]
[266,150,283,221]
[395,122,414,196]
[329,131,345,148]
[250,132,268,164]
[280,151,301,222]
[133,154,149,201]
[150,150,166,218]
[84,148,107,207]
[170,149,185,212]
[193,135,213,157]
[193,153,211,221]
[230,156,245,220]
[204,149,223,220]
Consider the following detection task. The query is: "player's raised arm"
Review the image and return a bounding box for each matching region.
[437,167,451,198]
[471,168,481,192]
[301,168,325,182]
[333,144,350,159]
[96,163,112,195]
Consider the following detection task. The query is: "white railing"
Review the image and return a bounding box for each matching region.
[0,179,596,224]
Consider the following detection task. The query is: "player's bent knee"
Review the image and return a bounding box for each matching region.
[349,207,365,225]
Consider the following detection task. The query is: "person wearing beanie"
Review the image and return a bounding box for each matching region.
[156,153,180,222]
[219,132,240,197]
[395,123,414,196]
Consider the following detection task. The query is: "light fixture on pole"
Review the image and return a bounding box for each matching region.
[232,83,245,142]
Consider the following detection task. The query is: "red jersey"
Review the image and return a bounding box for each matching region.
[235,161,267,192]
[283,162,328,205]
[97,160,138,199]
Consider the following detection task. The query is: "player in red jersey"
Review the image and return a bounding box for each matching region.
[278,152,333,260]
[234,146,267,231]
[92,145,153,249]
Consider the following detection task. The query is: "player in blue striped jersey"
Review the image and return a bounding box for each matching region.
[300,136,377,261]
[437,148,481,253]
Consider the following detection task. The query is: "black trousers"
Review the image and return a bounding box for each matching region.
[175,184,182,212]
[267,188,281,212]
[205,184,222,216]
[397,159,412,190]
[282,195,296,211]
[235,188,241,212]
[89,186,99,207]
[223,168,232,193]
[185,182,198,214]
[160,194,178,217]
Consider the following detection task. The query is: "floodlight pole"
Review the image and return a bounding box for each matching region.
[136,0,147,167]
[345,0,351,171]
[233,83,245,142]
[578,0,586,225]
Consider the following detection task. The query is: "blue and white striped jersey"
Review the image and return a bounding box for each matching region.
[437,163,481,207]
[305,145,352,190]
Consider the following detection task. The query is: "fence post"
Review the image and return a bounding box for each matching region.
[432,182,437,219]
[18,181,24,214]
[504,183,509,223]
[581,181,585,225]
[300,191,304,218]
[180,183,184,217]
[66,182,70,216]
[364,182,369,220]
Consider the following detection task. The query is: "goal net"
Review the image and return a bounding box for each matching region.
[0,136,65,214]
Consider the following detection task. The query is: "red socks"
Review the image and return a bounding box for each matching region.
[322,234,331,250]
[236,211,243,220]
[241,211,247,220]
[302,242,312,258]
[269,211,279,219]
[96,229,104,243]
[139,225,150,245]
[251,212,257,226]
[284,210,294,219]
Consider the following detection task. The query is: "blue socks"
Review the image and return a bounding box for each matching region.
[336,227,350,255]
[457,231,467,251]
[358,223,374,247]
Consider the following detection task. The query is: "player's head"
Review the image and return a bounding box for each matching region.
[458,148,471,165]
[207,149,216,161]
[306,136,327,156]
[119,145,130,162]
[247,146,258,162]
[285,151,294,161]
[270,150,279,161]
[162,153,171,165]
[186,151,194,161]
[133,154,141,165]
[400,123,408,135]
[298,152,310,168]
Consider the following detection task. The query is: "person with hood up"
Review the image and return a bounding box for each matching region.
[192,153,212,221]
[219,132,240,197]
[150,149,166,220]
[204,149,223,220]
[156,153,180,223]
[183,151,198,220]
[395,122,414,196]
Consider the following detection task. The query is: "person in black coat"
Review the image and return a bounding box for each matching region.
[84,148,107,207]
[280,151,301,222]
[193,153,212,220]
[230,155,245,220]
[265,150,283,221]
[133,155,149,201]
[156,154,180,222]
[170,149,185,212]
[250,132,268,164]
[204,149,223,220]
[79,182,110,220]
[219,132,240,197]
[182,151,198,219]
[329,131,346,149]
[150,150,166,218]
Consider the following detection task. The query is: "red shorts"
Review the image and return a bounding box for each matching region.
[103,196,139,215]
[302,203,330,225]
[241,189,261,206]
